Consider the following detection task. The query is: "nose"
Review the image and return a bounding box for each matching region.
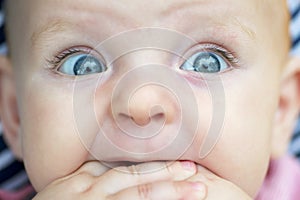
[114,84,178,127]
[128,85,176,126]
[92,64,200,160]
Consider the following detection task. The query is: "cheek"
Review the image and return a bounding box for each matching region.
[189,70,279,197]
[219,75,278,196]
[18,74,98,191]
[213,113,271,197]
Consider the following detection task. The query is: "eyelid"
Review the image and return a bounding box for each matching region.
[46,46,106,71]
[180,43,239,69]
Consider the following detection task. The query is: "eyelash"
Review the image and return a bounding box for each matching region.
[215,48,238,65]
[46,44,239,70]
[183,43,239,67]
[46,47,91,69]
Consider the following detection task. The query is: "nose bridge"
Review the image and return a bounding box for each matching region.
[113,49,171,73]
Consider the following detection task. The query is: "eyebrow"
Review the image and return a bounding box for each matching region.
[162,1,257,40]
[229,17,256,40]
[31,1,257,48]
[31,19,72,48]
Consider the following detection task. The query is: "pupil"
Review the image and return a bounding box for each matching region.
[74,55,103,75]
[193,53,220,73]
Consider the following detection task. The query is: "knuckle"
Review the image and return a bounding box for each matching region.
[173,181,184,196]
[138,183,152,200]
[67,172,94,193]
[128,164,140,176]
[127,164,143,184]
[165,162,174,175]
[109,166,142,184]
[115,165,139,176]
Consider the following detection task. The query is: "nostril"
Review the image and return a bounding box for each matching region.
[118,112,165,127]
[151,113,165,122]
[116,110,167,140]
[130,116,151,126]
[134,105,166,126]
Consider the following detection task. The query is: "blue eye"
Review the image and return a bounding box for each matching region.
[58,54,107,76]
[180,52,229,73]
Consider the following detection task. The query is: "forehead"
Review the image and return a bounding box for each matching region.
[22,0,282,44]
[7,0,289,35]
[9,0,287,37]
[27,0,277,15]
[6,0,289,66]
[28,0,272,26]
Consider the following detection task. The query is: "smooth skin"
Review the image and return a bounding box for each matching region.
[0,0,300,199]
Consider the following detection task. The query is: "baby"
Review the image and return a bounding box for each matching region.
[0,0,300,199]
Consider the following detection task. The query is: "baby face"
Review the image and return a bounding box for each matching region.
[4,0,290,197]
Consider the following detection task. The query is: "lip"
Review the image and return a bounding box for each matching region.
[98,159,204,170]
[100,160,171,168]
[85,159,214,177]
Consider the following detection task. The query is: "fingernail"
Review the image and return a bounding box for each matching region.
[181,161,196,171]
[190,182,206,198]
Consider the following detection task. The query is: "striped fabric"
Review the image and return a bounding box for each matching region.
[289,0,300,56]
[0,1,35,199]
[288,0,300,159]
[0,131,32,192]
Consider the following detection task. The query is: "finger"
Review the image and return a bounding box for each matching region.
[48,161,111,194]
[75,161,111,176]
[184,164,220,184]
[187,176,252,200]
[108,180,206,200]
[57,161,110,183]
[187,165,252,200]
[186,165,221,187]
[97,161,197,194]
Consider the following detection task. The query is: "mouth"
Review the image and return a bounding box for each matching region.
[98,159,204,172]
[97,160,200,175]
[100,160,171,168]
[85,159,215,178]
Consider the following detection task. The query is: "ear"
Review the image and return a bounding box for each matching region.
[0,55,22,160]
[271,56,300,159]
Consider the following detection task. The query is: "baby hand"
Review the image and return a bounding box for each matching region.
[33,161,205,199]
[186,165,253,200]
